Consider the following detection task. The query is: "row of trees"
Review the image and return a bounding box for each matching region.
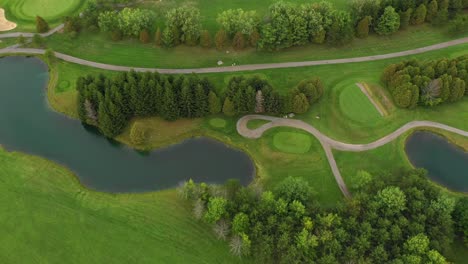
[382,55,468,108]
[69,0,467,50]
[179,169,467,263]
[77,72,322,138]
[77,72,221,137]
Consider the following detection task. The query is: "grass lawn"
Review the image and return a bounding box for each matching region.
[0,146,249,263]
[0,38,16,48]
[45,24,468,68]
[0,0,87,31]
[209,117,227,128]
[272,130,313,154]
[338,82,382,124]
[246,119,270,129]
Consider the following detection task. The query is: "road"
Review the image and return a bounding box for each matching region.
[237,115,468,197]
[0,37,467,73]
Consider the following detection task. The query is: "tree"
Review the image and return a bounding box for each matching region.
[296,78,324,104]
[200,30,212,48]
[139,29,150,43]
[161,81,179,120]
[399,8,413,29]
[215,29,228,50]
[44,49,56,65]
[117,8,155,37]
[154,27,162,46]
[162,27,174,48]
[166,6,201,45]
[326,10,354,45]
[208,91,221,114]
[217,9,259,36]
[36,16,49,33]
[232,212,249,234]
[274,177,313,204]
[448,14,468,36]
[376,186,406,215]
[232,32,246,50]
[292,93,310,114]
[411,4,427,25]
[204,197,227,223]
[130,123,147,145]
[356,16,372,38]
[222,97,236,116]
[375,6,400,35]
[426,0,438,22]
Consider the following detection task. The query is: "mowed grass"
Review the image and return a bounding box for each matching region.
[0,147,249,263]
[209,117,227,128]
[246,119,270,129]
[339,82,382,123]
[0,0,86,31]
[273,131,312,154]
[46,23,468,68]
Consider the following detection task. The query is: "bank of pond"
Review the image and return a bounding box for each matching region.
[0,56,467,195]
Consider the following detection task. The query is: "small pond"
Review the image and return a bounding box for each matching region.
[405,131,468,192]
[0,56,254,192]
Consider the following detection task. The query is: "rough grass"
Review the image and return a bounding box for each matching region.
[339,82,382,123]
[273,131,312,154]
[0,146,248,263]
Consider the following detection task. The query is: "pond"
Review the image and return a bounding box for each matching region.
[405,131,468,192]
[0,56,254,192]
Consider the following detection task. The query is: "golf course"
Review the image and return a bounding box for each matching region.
[0,0,468,263]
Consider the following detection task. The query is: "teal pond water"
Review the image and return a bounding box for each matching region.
[405,131,468,192]
[0,56,254,192]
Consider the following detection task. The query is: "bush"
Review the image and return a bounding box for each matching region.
[232,32,246,50]
[215,29,227,50]
[375,6,400,35]
[17,35,26,45]
[32,34,45,48]
[448,15,468,36]
[200,30,212,48]
[154,27,162,46]
[356,16,372,38]
[111,30,122,41]
[36,16,49,33]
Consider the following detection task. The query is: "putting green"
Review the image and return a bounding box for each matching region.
[273,131,312,154]
[209,118,226,128]
[339,83,381,124]
[0,0,84,22]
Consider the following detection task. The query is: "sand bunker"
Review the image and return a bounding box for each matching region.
[0,8,16,31]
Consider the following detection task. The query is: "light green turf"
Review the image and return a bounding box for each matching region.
[273,131,312,154]
[246,119,270,129]
[209,117,227,128]
[0,0,87,31]
[0,147,249,263]
[339,83,381,124]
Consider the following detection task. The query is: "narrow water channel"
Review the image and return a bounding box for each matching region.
[0,56,254,192]
[405,131,468,192]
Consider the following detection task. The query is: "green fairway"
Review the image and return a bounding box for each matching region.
[0,147,248,263]
[273,131,312,154]
[339,82,382,124]
[0,0,86,31]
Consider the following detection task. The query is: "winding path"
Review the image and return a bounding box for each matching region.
[237,115,468,197]
[0,24,64,39]
[0,37,467,73]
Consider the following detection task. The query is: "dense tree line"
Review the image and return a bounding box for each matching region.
[382,55,468,108]
[179,168,465,263]
[65,0,467,50]
[77,71,221,137]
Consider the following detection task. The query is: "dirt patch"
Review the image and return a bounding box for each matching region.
[0,8,16,31]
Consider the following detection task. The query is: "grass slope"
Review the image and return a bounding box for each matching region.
[0,147,248,263]
[339,83,382,123]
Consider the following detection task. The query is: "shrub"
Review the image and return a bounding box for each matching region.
[411,4,427,25]
[200,30,212,48]
[139,29,150,43]
[375,6,400,35]
[111,30,122,41]
[356,16,372,38]
[232,32,246,50]
[32,34,45,48]
[154,27,162,46]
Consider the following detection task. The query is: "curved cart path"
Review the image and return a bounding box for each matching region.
[0,37,467,73]
[237,115,468,197]
[0,24,64,39]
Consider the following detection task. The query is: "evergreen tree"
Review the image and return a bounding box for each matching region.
[292,93,310,114]
[223,98,236,116]
[139,29,150,43]
[162,27,174,48]
[356,16,372,38]
[426,0,438,22]
[208,91,222,114]
[411,4,427,25]
[155,27,162,46]
[399,8,413,29]
[195,84,208,117]
[162,81,179,120]
[249,29,260,48]
[232,32,246,50]
[36,16,49,33]
[180,80,195,118]
[200,30,212,48]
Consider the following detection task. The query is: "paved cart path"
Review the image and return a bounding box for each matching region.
[237,115,468,197]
